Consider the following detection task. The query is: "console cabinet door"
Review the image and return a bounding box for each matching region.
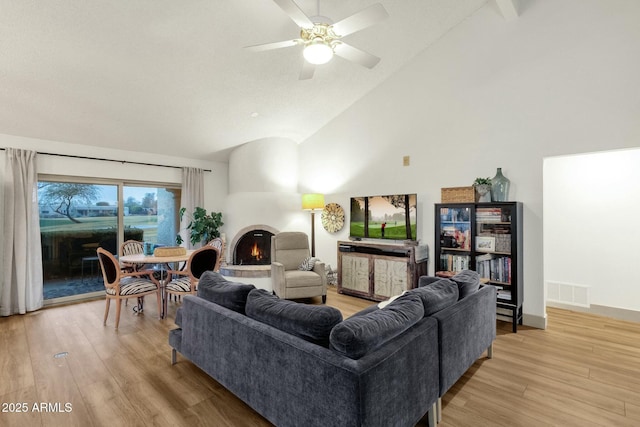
[374,258,408,298]
[341,254,370,295]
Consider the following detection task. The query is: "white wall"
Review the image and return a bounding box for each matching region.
[544,148,640,313]
[298,0,640,328]
[225,137,308,263]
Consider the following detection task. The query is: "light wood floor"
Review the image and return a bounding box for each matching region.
[1,287,640,427]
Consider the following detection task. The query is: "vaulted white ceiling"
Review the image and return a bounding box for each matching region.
[0,0,510,161]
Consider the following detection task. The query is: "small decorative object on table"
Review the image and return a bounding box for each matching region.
[491,168,511,201]
[473,177,492,203]
[143,242,154,255]
[154,246,187,257]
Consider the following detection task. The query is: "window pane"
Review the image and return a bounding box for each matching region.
[39,181,118,299]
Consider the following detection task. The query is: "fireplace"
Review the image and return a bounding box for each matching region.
[230,225,279,266]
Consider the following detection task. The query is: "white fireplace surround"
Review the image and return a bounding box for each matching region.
[228,224,279,265]
[220,137,308,290]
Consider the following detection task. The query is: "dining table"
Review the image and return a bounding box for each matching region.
[120,250,194,318]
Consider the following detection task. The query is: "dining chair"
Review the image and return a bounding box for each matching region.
[97,247,162,329]
[119,240,144,272]
[164,246,220,315]
[207,237,225,269]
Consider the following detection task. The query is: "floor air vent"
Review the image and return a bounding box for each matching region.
[546,281,590,307]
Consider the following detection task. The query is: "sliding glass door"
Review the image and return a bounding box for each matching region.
[39,177,180,304]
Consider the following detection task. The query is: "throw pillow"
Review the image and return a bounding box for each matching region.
[245,289,343,347]
[450,270,481,299]
[408,278,459,316]
[197,271,256,314]
[329,293,424,359]
[298,256,317,271]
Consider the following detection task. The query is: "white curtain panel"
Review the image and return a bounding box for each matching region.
[1,148,43,316]
[179,167,204,249]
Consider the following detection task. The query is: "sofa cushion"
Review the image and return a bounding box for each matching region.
[410,278,459,316]
[450,270,481,299]
[196,271,256,314]
[329,293,424,359]
[245,289,343,346]
[418,275,441,287]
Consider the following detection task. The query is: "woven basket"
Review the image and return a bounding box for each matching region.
[441,186,475,203]
[153,246,187,257]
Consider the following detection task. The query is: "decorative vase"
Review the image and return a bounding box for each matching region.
[491,168,510,201]
[475,184,491,202]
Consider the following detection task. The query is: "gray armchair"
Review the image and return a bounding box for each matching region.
[271,231,327,303]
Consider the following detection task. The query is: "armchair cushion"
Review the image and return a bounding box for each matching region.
[283,270,323,288]
[245,289,342,347]
[329,293,424,359]
[197,271,255,314]
[272,232,311,271]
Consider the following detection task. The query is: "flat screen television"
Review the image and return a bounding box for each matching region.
[349,193,417,241]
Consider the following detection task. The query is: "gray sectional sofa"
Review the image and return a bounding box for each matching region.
[418,272,497,421]
[169,270,495,426]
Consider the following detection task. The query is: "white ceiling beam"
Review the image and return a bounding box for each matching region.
[495,0,520,21]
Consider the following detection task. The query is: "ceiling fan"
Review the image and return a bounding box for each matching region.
[245,0,389,80]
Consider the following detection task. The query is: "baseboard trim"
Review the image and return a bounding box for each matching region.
[523,312,547,330]
[546,301,640,323]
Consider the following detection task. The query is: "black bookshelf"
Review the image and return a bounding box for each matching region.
[434,202,523,332]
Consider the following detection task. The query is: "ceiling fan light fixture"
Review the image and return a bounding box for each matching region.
[303,39,333,65]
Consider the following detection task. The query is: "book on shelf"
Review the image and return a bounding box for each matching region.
[476,207,502,222]
[439,254,470,272]
[475,255,511,284]
[497,289,511,300]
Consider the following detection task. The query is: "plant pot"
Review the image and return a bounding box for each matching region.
[475,184,491,202]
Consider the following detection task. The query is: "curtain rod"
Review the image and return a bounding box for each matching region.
[0,147,212,172]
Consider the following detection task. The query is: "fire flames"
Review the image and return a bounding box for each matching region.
[250,242,262,260]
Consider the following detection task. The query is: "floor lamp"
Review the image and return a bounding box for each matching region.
[302,193,325,257]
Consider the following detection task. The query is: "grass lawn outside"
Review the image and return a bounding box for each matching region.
[40,215,158,241]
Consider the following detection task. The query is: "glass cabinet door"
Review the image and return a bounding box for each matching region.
[437,205,472,274]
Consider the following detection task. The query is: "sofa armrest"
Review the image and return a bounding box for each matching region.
[312,260,327,293]
[271,261,285,297]
[431,285,496,396]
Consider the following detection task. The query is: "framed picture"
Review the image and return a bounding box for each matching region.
[475,236,495,252]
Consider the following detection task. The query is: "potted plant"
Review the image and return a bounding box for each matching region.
[473,177,492,202]
[176,207,224,246]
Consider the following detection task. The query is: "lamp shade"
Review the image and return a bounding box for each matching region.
[302,193,325,210]
[303,40,334,65]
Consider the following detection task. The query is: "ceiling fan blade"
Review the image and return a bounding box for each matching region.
[245,39,300,52]
[273,0,314,28]
[299,60,315,80]
[334,43,381,69]
[332,3,389,37]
